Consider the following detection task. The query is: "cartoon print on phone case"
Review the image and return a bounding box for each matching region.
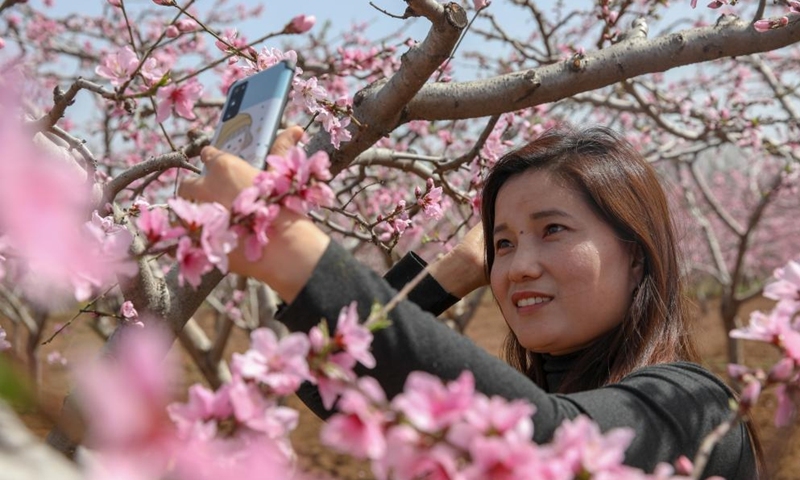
[215,112,254,155]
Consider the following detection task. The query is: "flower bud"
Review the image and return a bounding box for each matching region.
[286,14,315,34]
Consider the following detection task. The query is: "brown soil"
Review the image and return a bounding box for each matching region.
[3,293,798,479]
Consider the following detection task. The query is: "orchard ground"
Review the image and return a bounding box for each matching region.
[6,292,798,479]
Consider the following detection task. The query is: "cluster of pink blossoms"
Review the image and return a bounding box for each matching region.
[135,146,333,288]
[728,259,800,426]
[415,178,445,221]
[319,371,705,480]
[159,299,702,480]
[158,301,378,478]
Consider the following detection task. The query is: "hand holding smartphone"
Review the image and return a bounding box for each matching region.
[210,60,295,170]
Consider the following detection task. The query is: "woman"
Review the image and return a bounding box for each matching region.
[180,125,759,479]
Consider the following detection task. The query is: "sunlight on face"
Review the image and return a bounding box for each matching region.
[489,170,641,355]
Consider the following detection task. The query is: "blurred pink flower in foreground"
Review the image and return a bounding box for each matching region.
[0,327,10,351]
[0,93,137,304]
[74,326,177,479]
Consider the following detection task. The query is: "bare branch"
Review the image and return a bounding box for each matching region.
[48,125,99,172]
[32,78,115,131]
[102,136,208,205]
[622,80,701,140]
[689,160,746,236]
[178,317,232,388]
[679,162,732,285]
[353,148,438,179]
[729,170,785,301]
[438,114,501,171]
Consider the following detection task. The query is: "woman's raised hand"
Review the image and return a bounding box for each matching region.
[178,126,329,303]
[428,222,488,298]
[179,126,304,207]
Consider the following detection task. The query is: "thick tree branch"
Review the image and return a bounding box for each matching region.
[405,16,800,122]
[311,14,800,173]
[306,1,467,175]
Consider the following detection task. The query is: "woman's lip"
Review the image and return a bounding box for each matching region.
[511,291,554,309]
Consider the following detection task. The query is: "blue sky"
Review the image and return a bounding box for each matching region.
[36,0,730,81]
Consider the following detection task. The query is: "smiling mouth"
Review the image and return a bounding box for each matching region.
[515,296,552,308]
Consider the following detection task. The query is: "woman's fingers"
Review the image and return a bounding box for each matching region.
[270,126,304,157]
[179,126,302,206]
[179,146,259,206]
[199,145,226,167]
[177,174,208,203]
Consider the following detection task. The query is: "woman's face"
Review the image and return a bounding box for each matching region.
[489,169,641,355]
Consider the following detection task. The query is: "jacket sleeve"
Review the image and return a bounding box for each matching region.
[382,250,460,316]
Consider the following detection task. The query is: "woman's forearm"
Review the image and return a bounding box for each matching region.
[234,209,330,303]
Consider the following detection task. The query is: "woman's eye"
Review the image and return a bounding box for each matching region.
[495,238,513,251]
[544,224,565,236]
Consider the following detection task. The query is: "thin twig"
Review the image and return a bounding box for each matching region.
[41,284,118,345]
[753,0,767,23]
[692,409,739,478]
[366,263,431,325]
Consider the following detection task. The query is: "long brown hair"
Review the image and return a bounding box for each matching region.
[481,124,699,394]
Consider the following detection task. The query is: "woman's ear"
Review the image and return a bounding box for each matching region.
[629,242,645,292]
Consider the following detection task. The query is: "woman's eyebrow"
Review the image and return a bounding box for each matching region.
[493,209,573,235]
[531,209,572,221]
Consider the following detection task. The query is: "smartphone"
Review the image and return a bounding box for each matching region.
[210,59,295,169]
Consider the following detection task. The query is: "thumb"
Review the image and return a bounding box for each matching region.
[270,125,304,158]
[177,175,208,203]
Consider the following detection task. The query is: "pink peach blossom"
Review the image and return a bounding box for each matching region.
[231,328,312,395]
[155,79,203,122]
[392,370,475,433]
[320,377,389,459]
[96,45,138,87]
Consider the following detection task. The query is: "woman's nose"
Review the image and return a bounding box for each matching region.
[507,244,544,282]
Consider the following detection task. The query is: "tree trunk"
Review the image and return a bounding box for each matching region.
[720,294,743,365]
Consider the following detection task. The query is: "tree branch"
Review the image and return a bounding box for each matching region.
[689,160,746,236]
[679,162,732,285]
[306,0,467,175]
[102,136,208,205]
[310,14,800,173]
[405,16,800,122]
